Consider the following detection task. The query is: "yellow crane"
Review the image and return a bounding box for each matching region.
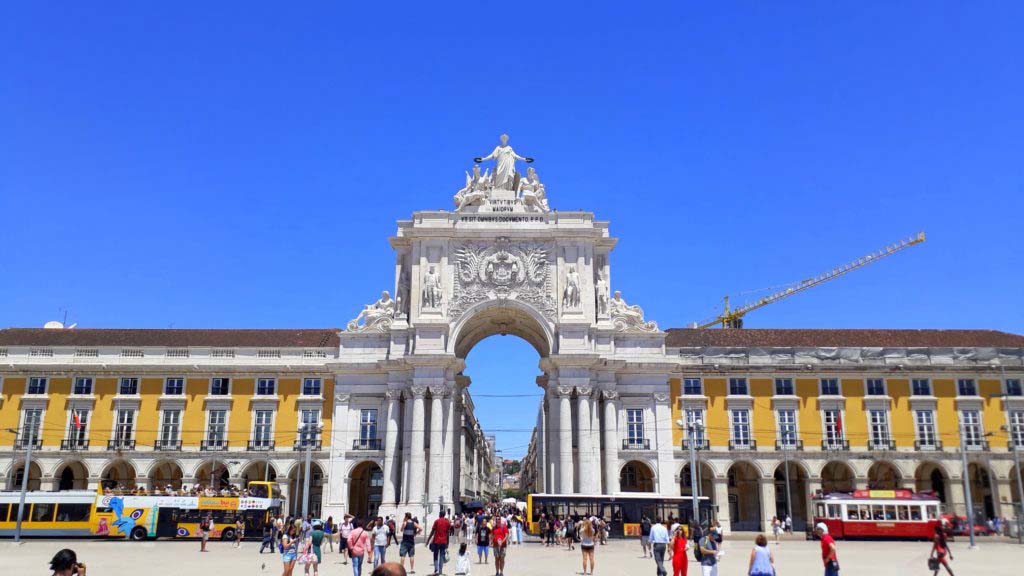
[693,231,927,329]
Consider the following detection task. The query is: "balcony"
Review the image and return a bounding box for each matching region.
[682,438,709,450]
[963,440,990,451]
[248,440,275,451]
[868,439,896,451]
[728,439,757,451]
[821,439,850,451]
[775,440,804,451]
[915,439,943,451]
[153,439,182,451]
[350,438,380,451]
[60,439,89,451]
[14,437,43,450]
[108,439,135,451]
[200,440,228,451]
[621,438,651,451]
[1009,440,1024,451]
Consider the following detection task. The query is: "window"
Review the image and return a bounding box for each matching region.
[1006,379,1023,397]
[915,410,937,448]
[298,409,321,446]
[119,377,139,395]
[626,409,645,442]
[823,410,844,447]
[728,378,748,396]
[682,378,702,395]
[164,378,184,396]
[730,410,751,447]
[360,409,378,440]
[160,410,181,445]
[1009,410,1024,449]
[820,378,840,396]
[207,410,227,447]
[115,409,135,442]
[683,409,705,445]
[774,378,794,396]
[21,409,43,446]
[253,410,274,447]
[67,409,89,447]
[55,503,91,522]
[957,379,977,397]
[866,379,886,396]
[302,378,322,396]
[27,377,47,395]
[777,409,798,447]
[912,379,932,396]
[868,410,890,447]
[960,410,984,448]
[32,503,54,522]
[256,378,276,396]
[72,377,93,395]
[210,377,230,396]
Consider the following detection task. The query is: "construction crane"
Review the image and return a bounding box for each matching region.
[693,232,926,329]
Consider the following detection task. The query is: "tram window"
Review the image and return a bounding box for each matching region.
[846,505,857,519]
[0,504,9,521]
[910,507,921,521]
[250,484,269,498]
[827,504,842,519]
[12,504,29,523]
[56,503,92,522]
[897,506,910,521]
[31,503,55,522]
[816,503,826,518]
[925,506,938,520]
[883,505,896,520]
[868,505,880,520]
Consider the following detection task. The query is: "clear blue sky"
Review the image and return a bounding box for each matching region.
[2,2,1022,458]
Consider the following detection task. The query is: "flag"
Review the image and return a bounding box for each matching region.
[835,412,843,435]
[73,413,82,429]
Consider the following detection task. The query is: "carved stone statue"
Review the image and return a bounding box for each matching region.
[422,265,443,309]
[474,134,533,191]
[454,164,490,210]
[595,269,609,315]
[562,264,581,309]
[346,290,396,332]
[609,290,658,332]
[518,166,549,212]
[395,267,410,318]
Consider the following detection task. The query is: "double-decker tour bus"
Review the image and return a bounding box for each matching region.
[810,489,940,539]
[527,493,714,538]
[0,480,282,541]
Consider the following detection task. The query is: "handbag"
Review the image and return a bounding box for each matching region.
[928,558,940,570]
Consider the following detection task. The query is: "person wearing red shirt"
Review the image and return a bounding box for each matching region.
[491,518,510,576]
[426,510,452,576]
[815,523,840,576]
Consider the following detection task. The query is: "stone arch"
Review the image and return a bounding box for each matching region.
[619,460,656,493]
[820,461,856,493]
[348,460,383,521]
[55,460,90,491]
[100,459,138,490]
[192,459,234,489]
[288,460,327,518]
[7,460,43,491]
[450,298,554,359]
[678,461,714,504]
[867,460,903,490]
[241,460,278,487]
[727,461,762,531]
[967,462,997,520]
[914,461,950,505]
[774,459,810,531]
[148,460,185,492]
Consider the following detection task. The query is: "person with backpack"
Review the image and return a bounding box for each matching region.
[697,526,719,576]
[640,516,653,558]
[399,512,421,575]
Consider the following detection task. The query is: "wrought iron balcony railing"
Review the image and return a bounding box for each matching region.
[621,438,651,450]
[728,439,757,451]
[963,440,990,451]
[868,439,896,451]
[914,439,943,451]
[153,439,182,451]
[775,439,803,451]
[14,437,43,450]
[682,438,709,450]
[61,439,88,451]
[200,440,228,451]
[108,439,136,451]
[248,439,275,451]
[349,438,380,451]
[821,439,850,451]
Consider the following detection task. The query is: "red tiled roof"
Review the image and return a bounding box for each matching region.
[664,328,1024,348]
[0,328,340,348]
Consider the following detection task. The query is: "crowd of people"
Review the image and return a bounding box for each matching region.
[101,482,267,498]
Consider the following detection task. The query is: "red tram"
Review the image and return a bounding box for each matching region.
[811,489,940,539]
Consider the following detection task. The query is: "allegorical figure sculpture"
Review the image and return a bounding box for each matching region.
[422,265,443,309]
[474,133,533,190]
[595,269,609,315]
[609,290,658,332]
[519,166,549,212]
[395,267,410,318]
[347,290,396,332]
[562,264,581,308]
[454,164,491,210]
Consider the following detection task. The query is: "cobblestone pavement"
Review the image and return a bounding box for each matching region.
[4,535,1023,575]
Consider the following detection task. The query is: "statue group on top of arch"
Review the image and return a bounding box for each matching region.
[347,290,396,332]
[609,290,658,332]
[453,134,550,213]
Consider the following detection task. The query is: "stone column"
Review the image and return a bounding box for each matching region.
[714,476,732,533]
[407,386,427,505]
[760,477,777,532]
[328,392,352,508]
[537,403,547,493]
[381,390,401,506]
[947,476,967,516]
[602,390,619,494]
[653,392,676,496]
[557,386,575,494]
[442,388,456,506]
[428,386,446,504]
[547,392,561,491]
[576,386,595,494]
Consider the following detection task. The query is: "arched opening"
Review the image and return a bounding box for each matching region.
[1011,464,1022,511]
[241,461,277,487]
[619,461,655,493]
[867,461,903,490]
[101,460,137,490]
[967,462,996,521]
[348,461,382,522]
[288,461,325,518]
[821,461,856,493]
[56,461,89,491]
[727,461,762,531]
[149,461,184,492]
[914,461,949,505]
[196,460,232,490]
[8,461,43,491]
[774,461,809,531]
[680,462,714,505]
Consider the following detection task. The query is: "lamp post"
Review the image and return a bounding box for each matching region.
[5,428,32,543]
[301,422,323,518]
[783,443,793,528]
[677,418,704,528]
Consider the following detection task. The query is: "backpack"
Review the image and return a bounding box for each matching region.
[200,519,211,531]
[692,538,703,561]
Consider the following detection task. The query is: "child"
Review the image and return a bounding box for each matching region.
[454,542,471,575]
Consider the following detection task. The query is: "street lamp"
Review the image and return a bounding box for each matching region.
[300,421,324,518]
[676,418,704,528]
[5,427,32,543]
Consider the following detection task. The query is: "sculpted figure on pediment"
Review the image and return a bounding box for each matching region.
[609,290,659,332]
[454,164,491,211]
[595,269,609,316]
[562,264,582,309]
[422,265,443,309]
[346,290,396,332]
[474,133,533,191]
[518,166,550,213]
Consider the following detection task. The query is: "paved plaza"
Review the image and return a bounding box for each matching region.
[4,535,1023,576]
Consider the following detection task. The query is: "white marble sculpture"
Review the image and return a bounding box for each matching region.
[562,264,581,308]
[595,269,609,315]
[346,290,396,332]
[519,166,550,212]
[454,164,491,210]
[474,134,533,191]
[422,265,443,309]
[395,267,410,318]
[609,290,658,332]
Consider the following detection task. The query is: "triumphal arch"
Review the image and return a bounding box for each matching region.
[336,135,675,518]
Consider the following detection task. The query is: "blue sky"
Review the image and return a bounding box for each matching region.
[2,2,1022,458]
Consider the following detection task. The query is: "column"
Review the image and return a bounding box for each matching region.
[442,389,456,506]
[537,403,547,493]
[558,386,575,494]
[328,393,352,508]
[714,477,732,533]
[653,392,676,496]
[576,386,595,494]
[381,390,401,506]
[407,387,427,505]
[947,476,967,516]
[602,390,619,494]
[547,392,561,492]
[428,386,446,504]
[760,477,777,533]
[590,393,602,490]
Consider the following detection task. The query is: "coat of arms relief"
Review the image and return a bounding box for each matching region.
[449,237,555,322]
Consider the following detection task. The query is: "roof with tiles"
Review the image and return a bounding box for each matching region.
[664,328,1024,348]
[0,328,341,348]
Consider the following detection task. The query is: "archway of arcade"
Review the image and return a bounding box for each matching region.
[774,461,809,531]
[914,461,949,506]
[349,461,383,521]
[290,461,326,518]
[727,461,762,531]
[619,460,655,493]
[56,461,89,491]
[8,460,43,491]
[680,462,715,506]
[967,462,997,521]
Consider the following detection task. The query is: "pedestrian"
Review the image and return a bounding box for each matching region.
[669,524,688,576]
[49,548,86,576]
[784,514,793,534]
[566,515,576,551]
[538,515,549,547]
[814,522,839,576]
[398,512,421,575]
[372,516,391,569]
[325,516,336,552]
[454,542,472,575]
[930,525,955,576]
[475,517,491,564]
[348,518,372,576]
[547,514,557,547]
[282,525,299,576]
[300,532,321,576]
[747,534,775,576]
[341,514,355,563]
[640,516,653,558]
[771,516,781,544]
[649,517,670,576]
[236,516,246,548]
[261,523,276,554]
[199,512,213,552]
[491,517,510,576]
[578,516,597,576]
[426,510,452,576]
[697,526,719,576]
[311,521,326,567]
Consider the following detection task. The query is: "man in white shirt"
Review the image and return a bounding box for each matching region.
[648,517,671,576]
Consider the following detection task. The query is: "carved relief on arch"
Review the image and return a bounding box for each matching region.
[450,237,555,322]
